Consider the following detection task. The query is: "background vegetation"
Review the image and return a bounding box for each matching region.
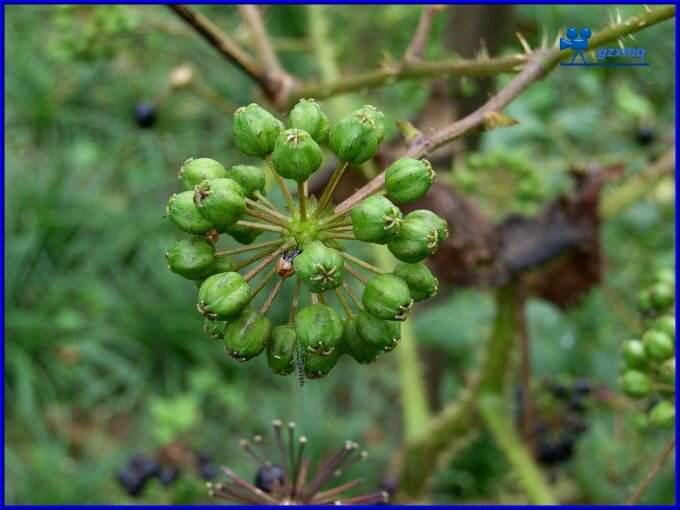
[4,4,675,504]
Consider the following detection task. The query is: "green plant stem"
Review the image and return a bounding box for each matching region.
[254,191,277,210]
[260,277,284,314]
[396,283,520,500]
[236,220,285,233]
[298,181,307,221]
[317,162,349,213]
[341,251,384,275]
[344,264,368,285]
[324,233,356,241]
[249,267,278,300]
[601,147,675,219]
[479,393,556,504]
[341,282,362,310]
[265,156,295,213]
[626,437,676,504]
[334,288,353,318]
[373,247,430,444]
[216,239,283,257]
[244,243,292,281]
[319,210,351,227]
[245,197,291,223]
[245,208,290,228]
[234,244,284,271]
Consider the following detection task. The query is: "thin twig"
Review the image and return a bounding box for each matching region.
[236,220,285,233]
[244,243,291,281]
[342,282,362,310]
[517,298,536,451]
[317,162,349,213]
[254,191,277,210]
[216,239,283,257]
[265,156,295,213]
[626,438,675,504]
[334,288,354,318]
[250,267,278,300]
[245,208,290,228]
[298,181,307,221]
[167,5,267,92]
[245,197,291,222]
[260,277,284,314]
[344,264,368,285]
[403,5,445,64]
[341,251,384,275]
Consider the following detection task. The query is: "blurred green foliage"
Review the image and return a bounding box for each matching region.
[4,4,675,504]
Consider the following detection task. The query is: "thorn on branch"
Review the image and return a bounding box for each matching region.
[403,5,447,64]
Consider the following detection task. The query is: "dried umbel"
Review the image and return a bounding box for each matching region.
[206,420,389,505]
[165,100,447,380]
[619,269,675,429]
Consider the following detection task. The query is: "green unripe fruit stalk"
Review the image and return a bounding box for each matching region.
[329,106,385,164]
[179,158,227,190]
[227,165,266,198]
[203,318,227,340]
[167,191,215,235]
[197,272,251,320]
[271,128,323,182]
[620,370,652,398]
[356,310,401,352]
[642,329,674,362]
[393,262,438,302]
[194,178,246,231]
[233,103,283,157]
[351,195,402,244]
[293,241,344,292]
[385,158,435,204]
[362,273,413,321]
[289,98,329,143]
[267,325,297,375]
[648,400,675,428]
[166,237,216,280]
[224,308,271,362]
[295,303,343,354]
[304,347,339,379]
[342,317,381,364]
[621,339,647,369]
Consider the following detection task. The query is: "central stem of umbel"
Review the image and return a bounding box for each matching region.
[165,100,447,380]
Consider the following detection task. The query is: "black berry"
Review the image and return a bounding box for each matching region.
[117,468,146,497]
[158,465,181,486]
[134,102,157,129]
[635,126,656,146]
[254,464,285,493]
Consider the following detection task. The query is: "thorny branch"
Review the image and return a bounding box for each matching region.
[403,5,446,64]
[334,5,675,215]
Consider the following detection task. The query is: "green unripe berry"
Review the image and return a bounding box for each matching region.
[621,339,647,369]
[362,273,413,321]
[637,289,653,312]
[194,178,246,231]
[393,262,438,301]
[329,105,385,164]
[271,128,323,182]
[342,317,381,364]
[304,347,339,379]
[289,98,330,143]
[654,268,675,287]
[166,237,215,280]
[659,358,675,385]
[293,241,344,292]
[213,254,235,273]
[203,318,227,340]
[223,308,270,362]
[649,282,674,310]
[642,329,674,362]
[408,209,449,242]
[227,164,266,198]
[620,370,652,398]
[388,212,442,263]
[385,158,435,204]
[167,191,215,235]
[648,400,675,428]
[356,310,401,352]
[233,103,283,157]
[295,303,343,354]
[654,315,675,339]
[197,272,251,320]
[224,222,263,245]
[179,158,227,190]
[350,195,402,244]
[267,325,297,375]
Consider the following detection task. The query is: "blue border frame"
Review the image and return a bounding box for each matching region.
[1,1,677,508]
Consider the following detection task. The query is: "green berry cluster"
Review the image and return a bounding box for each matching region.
[619,269,675,429]
[165,100,447,380]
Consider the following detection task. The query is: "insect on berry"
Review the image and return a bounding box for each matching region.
[276,247,301,278]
